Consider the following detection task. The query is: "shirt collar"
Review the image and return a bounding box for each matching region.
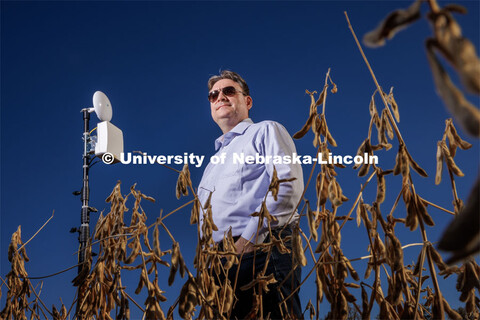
[215,118,254,150]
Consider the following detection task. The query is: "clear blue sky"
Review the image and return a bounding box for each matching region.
[1,1,479,318]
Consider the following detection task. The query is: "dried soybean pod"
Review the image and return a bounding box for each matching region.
[365,257,373,279]
[328,177,339,206]
[377,111,387,145]
[341,286,357,303]
[178,252,186,279]
[405,148,428,177]
[207,207,218,231]
[369,93,379,122]
[376,169,386,204]
[178,279,198,319]
[405,200,419,231]
[293,227,307,266]
[440,140,465,176]
[393,146,403,176]
[373,234,386,258]
[295,90,317,139]
[428,244,446,271]
[171,242,179,266]
[416,195,435,227]
[383,109,394,140]
[344,257,360,281]
[353,139,367,170]
[386,273,400,306]
[140,193,155,203]
[316,267,324,302]
[313,118,322,148]
[321,114,337,147]
[361,202,372,231]
[358,162,371,177]
[363,0,422,48]
[190,198,200,225]
[356,201,362,228]
[361,285,369,319]
[168,242,180,286]
[94,212,106,240]
[448,120,472,150]
[203,191,213,209]
[294,112,316,139]
[315,87,327,107]
[135,268,147,294]
[176,173,184,199]
[345,282,361,289]
[316,172,321,196]
[183,164,192,187]
[443,297,462,320]
[339,291,349,319]
[413,248,424,276]
[124,238,141,264]
[386,232,404,272]
[314,115,322,136]
[388,88,400,123]
[316,173,328,206]
[358,139,372,177]
[446,126,459,157]
[435,141,444,185]
[153,224,162,258]
[334,179,348,205]
[306,201,318,242]
[399,147,410,178]
[222,281,234,312]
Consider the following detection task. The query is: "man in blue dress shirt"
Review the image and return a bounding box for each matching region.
[198,70,304,319]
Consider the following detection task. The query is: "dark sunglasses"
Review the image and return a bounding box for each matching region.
[208,86,246,102]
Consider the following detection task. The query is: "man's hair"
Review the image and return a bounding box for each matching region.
[207,70,250,96]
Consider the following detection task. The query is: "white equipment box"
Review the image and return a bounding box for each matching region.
[95,121,124,163]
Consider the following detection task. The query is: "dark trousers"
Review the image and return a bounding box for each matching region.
[218,227,303,320]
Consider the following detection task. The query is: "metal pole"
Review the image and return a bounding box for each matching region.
[79,109,91,273]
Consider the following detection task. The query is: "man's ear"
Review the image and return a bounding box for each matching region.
[246,96,253,110]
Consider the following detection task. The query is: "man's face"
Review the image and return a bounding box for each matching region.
[210,79,252,132]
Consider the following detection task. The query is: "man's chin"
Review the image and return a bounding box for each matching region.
[214,110,235,121]
[214,116,242,128]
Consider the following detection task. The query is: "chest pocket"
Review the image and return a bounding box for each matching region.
[198,155,242,206]
[213,159,242,204]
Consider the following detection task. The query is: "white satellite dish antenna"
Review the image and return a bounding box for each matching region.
[92,91,113,122]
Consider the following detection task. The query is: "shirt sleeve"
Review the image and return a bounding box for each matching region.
[240,122,304,244]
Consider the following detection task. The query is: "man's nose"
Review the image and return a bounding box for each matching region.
[217,90,228,102]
